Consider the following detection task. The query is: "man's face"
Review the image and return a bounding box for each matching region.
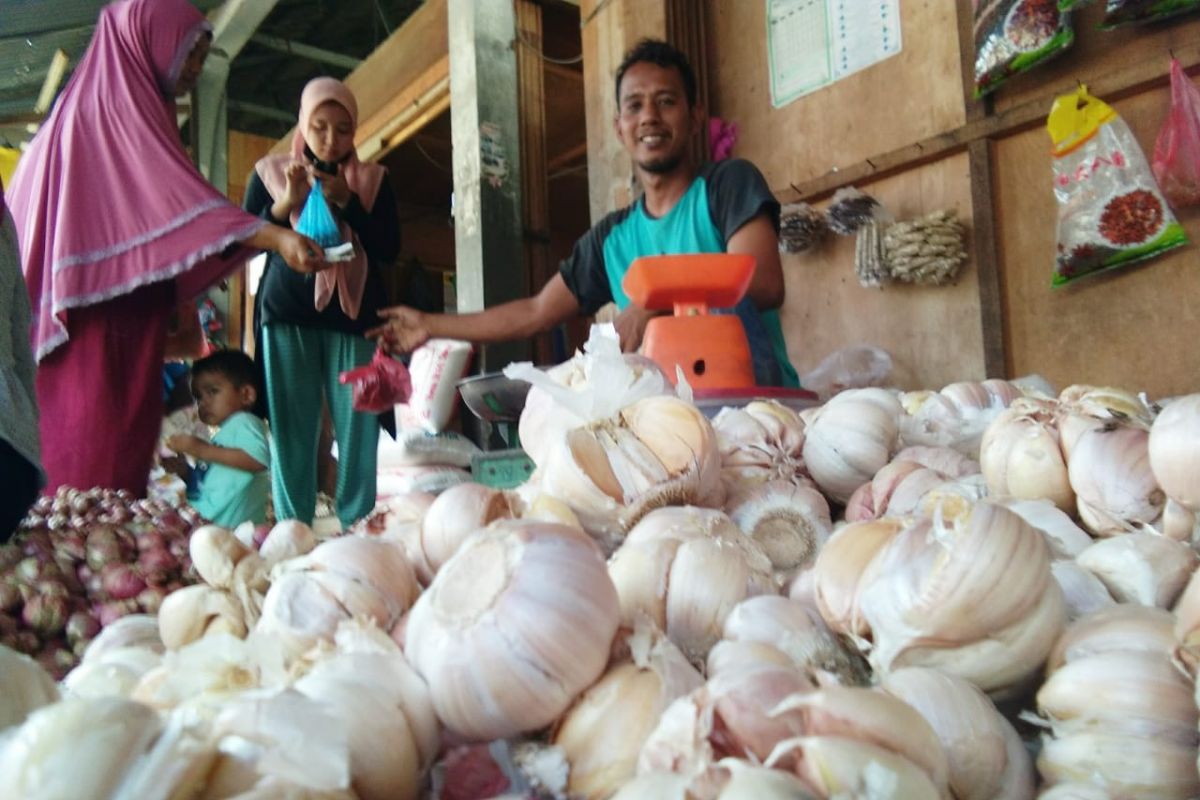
[613,62,697,176]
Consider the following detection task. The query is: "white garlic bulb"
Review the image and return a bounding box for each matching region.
[1067,424,1164,536]
[724,478,831,573]
[1074,533,1197,608]
[404,521,619,740]
[721,595,866,685]
[712,400,807,493]
[980,398,1073,513]
[812,518,903,638]
[993,498,1094,559]
[1047,604,1175,673]
[0,646,59,731]
[1149,394,1200,511]
[802,388,901,503]
[1050,561,1115,621]
[420,482,514,572]
[608,507,775,661]
[765,736,940,799]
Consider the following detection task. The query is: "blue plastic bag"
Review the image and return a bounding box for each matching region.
[295,179,342,248]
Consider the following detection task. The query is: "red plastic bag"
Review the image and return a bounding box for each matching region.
[1153,59,1200,208]
[339,347,412,413]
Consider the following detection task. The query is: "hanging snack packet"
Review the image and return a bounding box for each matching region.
[295,179,342,248]
[975,0,1074,97]
[1100,0,1200,27]
[1153,58,1200,208]
[1049,85,1187,287]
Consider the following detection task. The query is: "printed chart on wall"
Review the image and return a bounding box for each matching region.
[767,0,902,108]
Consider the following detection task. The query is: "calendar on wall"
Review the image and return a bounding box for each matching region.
[767,0,902,108]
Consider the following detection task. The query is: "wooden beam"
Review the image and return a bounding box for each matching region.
[968,139,1007,379]
[547,140,588,173]
[357,56,451,161]
[778,37,1200,203]
[250,34,363,70]
[543,61,583,83]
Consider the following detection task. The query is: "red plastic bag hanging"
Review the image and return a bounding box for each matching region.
[1153,59,1200,209]
[339,347,413,413]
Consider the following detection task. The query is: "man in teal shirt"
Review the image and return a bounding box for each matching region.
[369,39,798,387]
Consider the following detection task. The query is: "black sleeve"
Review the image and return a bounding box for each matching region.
[705,159,781,242]
[558,214,620,315]
[243,171,289,226]
[341,179,400,264]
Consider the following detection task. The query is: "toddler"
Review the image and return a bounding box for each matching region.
[167,350,269,527]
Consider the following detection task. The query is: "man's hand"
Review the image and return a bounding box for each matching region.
[166,434,206,459]
[367,306,431,354]
[613,305,658,352]
[276,229,329,274]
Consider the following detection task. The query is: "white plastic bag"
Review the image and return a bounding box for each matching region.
[400,339,473,434]
[800,344,893,401]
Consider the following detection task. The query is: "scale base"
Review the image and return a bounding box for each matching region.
[470,449,535,489]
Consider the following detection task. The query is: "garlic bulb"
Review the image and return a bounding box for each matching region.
[1149,394,1200,511]
[1074,533,1197,608]
[190,525,255,590]
[0,696,162,799]
[712,400,807,493]
[63,644,163,700]
[520,492,584,529]
[355,492,437,582]
[83,615,164,664]
[1067,424,1164,536]
[855,500,1065,694]
[724,478,831,573]
[1047,605,1176,672]
[812,519,903,638]
[765,736,940,799]
[0,645,59,731]
[1037,731,1200,799]
[257,520,317,567]
[404,521,619,740]
[553,628,703,799]
[158,584,247,650]
[721,595,867,685]
[639,662,816,774]
[1161,498,1198,543]
[993,498,1094,559]
[258,537,420,657]
[879,667,1034,800]
[131,632,286,712]
[802,388,901,503]
[539,395,723,551]
[771,686,950,793]
[420,482,514,572]
[844,459,949,522]
[706,639,796,677]
[1036,784,1114,800]
[608,506,775,661]
[980,399,1073,513]
[1173,569,1200,675]
[1051,561,1115,621]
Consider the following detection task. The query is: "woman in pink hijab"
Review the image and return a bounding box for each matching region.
[6,0,327,496]
[248,77,399,528]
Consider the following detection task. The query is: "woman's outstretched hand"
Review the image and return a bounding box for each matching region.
[367,306,430,354]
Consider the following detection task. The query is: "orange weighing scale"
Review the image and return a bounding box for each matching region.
[623,253,818,408]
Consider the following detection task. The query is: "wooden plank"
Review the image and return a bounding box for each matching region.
[517,0,555,364]
[666,0,709,163]
[780,36,1200,203]
[995,86,1200,398]
[967,139,1006,379]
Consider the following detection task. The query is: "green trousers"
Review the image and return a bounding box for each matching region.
[262,323,378,528]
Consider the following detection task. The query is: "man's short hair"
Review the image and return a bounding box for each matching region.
[614,39,697,108]
[192,349,258,391]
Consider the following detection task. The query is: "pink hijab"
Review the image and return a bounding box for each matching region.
[7,0,265,362]
[256,77,385,320]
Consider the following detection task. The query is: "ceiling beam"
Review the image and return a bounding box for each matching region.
[250,34,363,70]
[227,99,295,124]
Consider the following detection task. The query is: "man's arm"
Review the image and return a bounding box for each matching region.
[729,213,785,310]
[368,272,582,354]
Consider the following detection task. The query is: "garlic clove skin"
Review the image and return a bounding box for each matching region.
[765,735,941,800]
[1046,604,1175,673]
[994,498,1094,559]
[1149,394,1200,512]
[1036,731,1200,800]
[404,521,619,741]
[706,639,795,677]
[1160,498,1198,543]
[190,525,254,590]
[771,686,950,794]
[257,520,317,568]
[812,518,903,638]
[419,482,514,572]
[893,445,980,478]
[724,479,832,573]
[802,388,901,504]
[721,595,868,685]
[1068,424,1165,537]
[879,667,1033,800]
[158,584,247,651]
[1074,533,1197,608]
[1173,569,1200,676]
[1051,561,1115,621]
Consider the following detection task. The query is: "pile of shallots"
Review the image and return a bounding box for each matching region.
[3,486,201,677]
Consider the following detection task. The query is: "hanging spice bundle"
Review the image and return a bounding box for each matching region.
[778,202,828,253]
[883,210,968,285]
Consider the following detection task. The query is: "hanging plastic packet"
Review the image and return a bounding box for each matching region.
[975,0,1074,97]
[1153,58,1200,208]
[1091,0,1200,28]
[338,347,413,413]
[295,179,343,249]
[1049,84,1187,287]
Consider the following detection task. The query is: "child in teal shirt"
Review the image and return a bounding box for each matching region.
[167,350,270,527]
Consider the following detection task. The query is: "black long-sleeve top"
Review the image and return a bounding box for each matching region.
[244,171,400,336]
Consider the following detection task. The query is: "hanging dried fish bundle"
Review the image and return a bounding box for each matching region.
[854,218,890,288]
[883,210,968,286]
[826,186,882,235]
[778,202,828,253]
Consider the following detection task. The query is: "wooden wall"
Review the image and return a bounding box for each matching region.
[700,0,1200,396]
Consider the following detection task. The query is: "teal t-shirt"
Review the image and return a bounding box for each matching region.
[193,411,270,527]
[558,159,799,388]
